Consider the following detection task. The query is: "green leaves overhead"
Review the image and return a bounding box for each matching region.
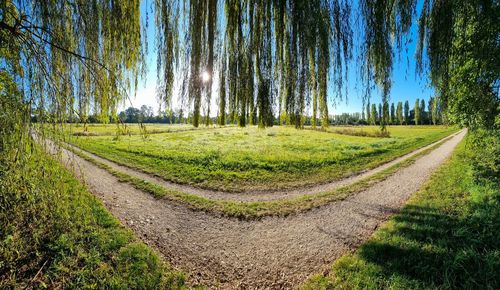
[418,0,499,129]
[154,0,179,114]
[1,0,497,130]
[1,0,145,123]
[154,0,353,128]
[358,0,416,131]
[360,0,499,130]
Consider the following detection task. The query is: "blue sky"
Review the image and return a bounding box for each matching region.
[332,41,435,114]
[127,1,435,115]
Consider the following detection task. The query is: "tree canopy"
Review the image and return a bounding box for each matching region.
[1,0,498,131]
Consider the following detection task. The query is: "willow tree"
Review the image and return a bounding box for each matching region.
[153,0,352,128]
[253,0,274,128]
[155,0,218,127]
[218,55,227,125]
[370,104,377,125]
[224,0,244,126]
[1,0,145,128]
[275,0,348,128]
[155,0,179,120]
[359,0,415,132]
[396,101,403,125]
[359,0,498,131]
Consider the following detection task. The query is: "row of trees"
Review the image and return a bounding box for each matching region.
[365,97,443,126]
[81,0,498,131]
[117,106,188,124]
[153,0,352,129]
[106,97,443,126]
[1,0,497,134]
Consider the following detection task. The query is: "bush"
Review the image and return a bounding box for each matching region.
[466,129,499,184]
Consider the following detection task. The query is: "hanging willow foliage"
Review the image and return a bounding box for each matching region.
[5,0,491,132]
[153,0,495,130]
[359,0,498,130]
[155,0,179,114]
[416,0,499,129]
[358,0,415,132]
[154,0,352,128]
[1,0,145,126]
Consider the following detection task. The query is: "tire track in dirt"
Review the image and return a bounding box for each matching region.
[65,130,461,202]
[50,130,466,288]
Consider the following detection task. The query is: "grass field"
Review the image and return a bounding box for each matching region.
[303,132,499,289]
[65,136,452,218]
[66,125,458,192]
[0,145,186,288]
[61,123,200,136]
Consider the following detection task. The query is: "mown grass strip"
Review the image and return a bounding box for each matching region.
[0,144,186,289]
[63,134,455,220]
[301,132,499,289]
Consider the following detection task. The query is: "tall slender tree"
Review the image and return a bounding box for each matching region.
[414,99,421,125]
[404,100,410,125]
[371,104,377,125]
[366,101,371,124]
[420,99,426,125]
[382,101,390,127]
[390,102,395,124]
[396,101,404,125]
[378,103,382,125]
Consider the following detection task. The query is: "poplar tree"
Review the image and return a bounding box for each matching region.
[420,99,426,124]
[396,101,404,125]
[404,100,410,125]
[430,97,441,125]
[414,99,421,125]
[366,101,371,124]
[390,102,395,124]
[378,103,382,125]
[371,104,377,125]
[382,101,390,127]
[428,97,434,125]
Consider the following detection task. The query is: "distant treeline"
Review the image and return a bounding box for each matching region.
[329,101,441,126]
[117,97,443,126]
[360,97,444,126]
[33,97,443,126]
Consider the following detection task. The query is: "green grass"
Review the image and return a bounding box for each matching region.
[0,145,186,289]
[302,132,499,289]
[64,134,453,219]
[61,123,210,136]
[322,125,450,138]
[67,125,458,192]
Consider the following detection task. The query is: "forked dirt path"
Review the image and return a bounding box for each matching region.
[55,130,465,289]
[66,130,461,202]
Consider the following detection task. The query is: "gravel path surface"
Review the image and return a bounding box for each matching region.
[56,130,465,289]
[66,130,461,202]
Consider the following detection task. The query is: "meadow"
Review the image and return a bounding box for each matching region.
[303,130,499,290]
[66,124,458,192]
[62,123,200,136]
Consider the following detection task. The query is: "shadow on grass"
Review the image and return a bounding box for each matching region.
[357,203,499,289]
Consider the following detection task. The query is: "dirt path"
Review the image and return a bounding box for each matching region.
[66,130,461,202]
[55,130,465,289]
